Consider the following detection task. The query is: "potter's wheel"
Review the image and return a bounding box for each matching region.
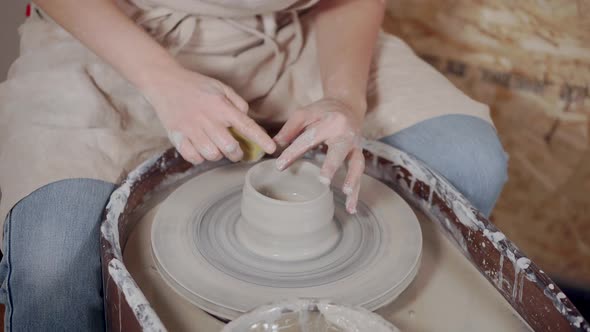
[151,160,422,320]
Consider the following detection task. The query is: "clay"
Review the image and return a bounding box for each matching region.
[238,159,338,260]
[150,159,422,320]
[124,200,532,331]
[105,145,587,331]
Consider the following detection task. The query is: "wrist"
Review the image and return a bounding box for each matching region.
[324,93,367,121]
[132,57,185,98]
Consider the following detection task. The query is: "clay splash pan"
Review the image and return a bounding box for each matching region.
[151,158,421,321]
[100,142,589,331]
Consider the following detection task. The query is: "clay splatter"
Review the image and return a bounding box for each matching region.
[108,259,165,331]
[358,140,588,331]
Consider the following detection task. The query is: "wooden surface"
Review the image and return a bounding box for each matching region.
[384,1,590,288]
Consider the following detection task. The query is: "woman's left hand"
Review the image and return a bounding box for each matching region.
[274,98,366,214]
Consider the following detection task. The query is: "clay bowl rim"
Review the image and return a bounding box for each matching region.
[243,159,331,207]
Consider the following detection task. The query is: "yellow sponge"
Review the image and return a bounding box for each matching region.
[229,127,266,163]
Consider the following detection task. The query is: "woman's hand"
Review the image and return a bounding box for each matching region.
[144,66,276,164]
[274,98,365,214]
[33,0,275,164]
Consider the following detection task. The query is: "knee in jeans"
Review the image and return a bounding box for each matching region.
[6,179,112,300]
[380,115,509,215]
[464,139,507,186]
[13,218,101,299]
[446,133,509,212]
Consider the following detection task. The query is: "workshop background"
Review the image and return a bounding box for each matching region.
[1,0,589,316]
[383,0,590,294]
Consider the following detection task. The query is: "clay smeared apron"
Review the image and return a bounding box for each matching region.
[0,0,491,243]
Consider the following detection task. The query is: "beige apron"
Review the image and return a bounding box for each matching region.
[0,0,491,241]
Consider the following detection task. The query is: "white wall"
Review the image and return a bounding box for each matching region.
[1,2,28,80]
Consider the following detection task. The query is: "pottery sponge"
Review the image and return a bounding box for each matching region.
[229,127,265,163]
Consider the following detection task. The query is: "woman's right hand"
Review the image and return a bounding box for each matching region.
[34,0,275,164]
[143,66,276,164]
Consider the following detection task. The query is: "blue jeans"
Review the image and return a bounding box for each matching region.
[0,179,115,331]
[381,114,508,216]
[0,115,507,331]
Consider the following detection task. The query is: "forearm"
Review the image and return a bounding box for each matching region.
[314,0,385,120]
[34,0,181,94]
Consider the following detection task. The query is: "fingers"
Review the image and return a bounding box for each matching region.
[273,111,307,148]
[168,130,184,152]
[223,87,249,113]
[168,131,204,165]
[273,110,322,147]
[345,180,361,214]
[343,148,365,214]
[276,126,325,171]
[319,140,351,185]
[230,111,276,154]
[204,125,244,162]
[179,137,204,165]
[190,128,223,161]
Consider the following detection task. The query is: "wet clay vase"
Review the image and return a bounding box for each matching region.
[237,159,339,261]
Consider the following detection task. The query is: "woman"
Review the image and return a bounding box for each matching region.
[0,0,507,330]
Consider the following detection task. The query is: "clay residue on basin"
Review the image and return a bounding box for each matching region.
[124,204,531,331]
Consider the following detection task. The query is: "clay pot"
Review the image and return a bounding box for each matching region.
[236,159,339,261]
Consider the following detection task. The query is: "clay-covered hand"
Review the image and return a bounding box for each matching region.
[144,67,276,164]
[274,98,365,214]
